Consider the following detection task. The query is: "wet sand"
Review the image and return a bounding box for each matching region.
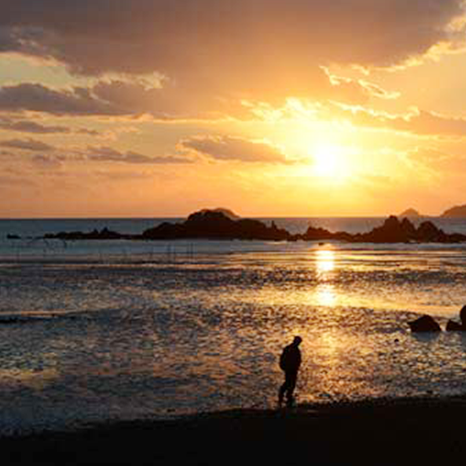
[1,396,465,465]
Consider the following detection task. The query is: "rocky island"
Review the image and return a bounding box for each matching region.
[303,215,466,243]
[142,209,291,241]
[441,204,466,218]
[36,208,466,244]
[399,208,423,218]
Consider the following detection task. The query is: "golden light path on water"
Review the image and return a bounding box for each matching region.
[315,248,337,307]
[301,247,352,400]
[235,244,462,316]
[284,245,405,402]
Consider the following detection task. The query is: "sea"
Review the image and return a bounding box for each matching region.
[1,216,466,434]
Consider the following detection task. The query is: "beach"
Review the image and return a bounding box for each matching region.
[1,218,466,437]
[3,2,466,462]
[2,396,465,465]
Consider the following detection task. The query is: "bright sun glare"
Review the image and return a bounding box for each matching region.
[313,143,348,178]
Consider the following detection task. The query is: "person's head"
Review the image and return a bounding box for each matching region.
[460,305,466,324]
[292,336,302,346]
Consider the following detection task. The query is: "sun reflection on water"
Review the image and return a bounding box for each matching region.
[315,248,336,275]
[314,247,339,306]
[316,284,337,307]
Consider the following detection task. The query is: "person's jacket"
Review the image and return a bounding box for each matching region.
[279,344,301,372]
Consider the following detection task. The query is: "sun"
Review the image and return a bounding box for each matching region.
[313,143,348,178]
[273,124,358,183]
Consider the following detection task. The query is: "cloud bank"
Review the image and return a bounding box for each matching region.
[0,0,464,116]
[181,135,291,163]
[0,137,55,151]
[85,145,192,164]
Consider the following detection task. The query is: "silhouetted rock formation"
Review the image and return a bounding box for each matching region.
[300,225,351,242]
[45,227,127,241]
[198,207,240,220]
[40,211,466,243]
[142,210,291,241]
[446,305,466,331]
[360,216,417,243]
[399,208,422,218]
[441,204,466,218]
[408,315,442,333]
[302,216,466,243]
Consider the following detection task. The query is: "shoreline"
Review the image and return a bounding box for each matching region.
[3,395,466,465]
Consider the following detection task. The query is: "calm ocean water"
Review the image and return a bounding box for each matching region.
[1,216,466,434]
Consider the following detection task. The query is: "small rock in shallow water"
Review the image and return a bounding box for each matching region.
[408,315,441,333]
[446,320,465,331]
[445,306,466,331]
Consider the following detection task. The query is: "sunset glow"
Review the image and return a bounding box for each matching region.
[1,1,466,217]
[4,2,466,455]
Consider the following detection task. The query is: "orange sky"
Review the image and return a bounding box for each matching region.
[2,0,466,217]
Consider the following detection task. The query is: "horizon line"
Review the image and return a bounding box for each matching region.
[0,214,449,221]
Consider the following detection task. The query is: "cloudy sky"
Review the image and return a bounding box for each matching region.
[2,0,466,217]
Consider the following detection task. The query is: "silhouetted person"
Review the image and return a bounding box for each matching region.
[278,336,302,406]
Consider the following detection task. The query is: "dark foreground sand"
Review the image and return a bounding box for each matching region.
[1,396,465,465]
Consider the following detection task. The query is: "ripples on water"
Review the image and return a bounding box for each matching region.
[1,220,466,432]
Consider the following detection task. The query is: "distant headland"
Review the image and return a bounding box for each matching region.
[441,204,466,218]
[398,203,466,218]
[399,208,424,218]
[20,208,466,244]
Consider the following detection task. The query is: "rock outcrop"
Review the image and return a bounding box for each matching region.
[302,216,466,243]
[408,315,442,333]
[142,209,292,241]
[446,305,466,331]
[446,320,464,331]
[45,227,127,241]
[197,207,240,220]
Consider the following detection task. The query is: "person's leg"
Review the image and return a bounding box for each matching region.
[278,376,288,404]
[285,371,297,404]
[279,370,293,404]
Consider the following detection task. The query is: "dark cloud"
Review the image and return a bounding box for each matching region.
[0,117,99,135]
[0,118,70,133]
[0,26,22,52]
[181,135,291,163]
[0,83,124,115]
[0,137,55,151]
[1,1,463,70]
[91,80,224,118]
[0,119,72,134]
[2,141,193,166]
[86,145,192,164]
[0,80,208,119]
[94,171,157,181]
[0,1,463,107]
